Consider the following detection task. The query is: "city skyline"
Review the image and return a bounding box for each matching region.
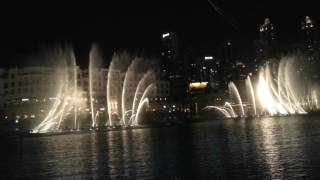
[0,1,319,68]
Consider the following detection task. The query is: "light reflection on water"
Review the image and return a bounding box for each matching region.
[1,115,320,179]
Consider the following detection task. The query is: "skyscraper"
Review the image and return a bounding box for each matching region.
[300,16,319,82]
[257,18,277,67]
[160,32,180,79]
[301,16,318,53]
[220,41,236,88]
[160,32,186,98]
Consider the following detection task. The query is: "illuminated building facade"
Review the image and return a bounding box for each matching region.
[0,67,170,129]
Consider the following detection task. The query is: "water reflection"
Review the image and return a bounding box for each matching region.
[1,116,320,179]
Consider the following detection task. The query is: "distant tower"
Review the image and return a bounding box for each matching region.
[301,16,319,82]
[160,32,186,98]
[301,16,317,50]
[257,18,277,66]
[160,32,180,79]
[301,16,318,54]
[220,41,236,88]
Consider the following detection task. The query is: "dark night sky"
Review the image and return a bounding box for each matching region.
[0,1,318,68]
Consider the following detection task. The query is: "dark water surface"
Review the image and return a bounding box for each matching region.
[1,115,320,179]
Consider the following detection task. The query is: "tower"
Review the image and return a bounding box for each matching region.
[257,18,277,66]
[160,32,186,98]
[301,16,319,83]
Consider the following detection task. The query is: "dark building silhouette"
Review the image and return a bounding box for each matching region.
[160,32,186,99]
[255,18,278,76]
[301,16,318,53]
[220,41,239,87]
[300,16,320,82]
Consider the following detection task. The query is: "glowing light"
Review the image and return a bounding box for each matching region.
[162,33,170,38]
[204,56,213,60]
[21,98,29,102]
[189,82,208,91]
[204,55,313,118]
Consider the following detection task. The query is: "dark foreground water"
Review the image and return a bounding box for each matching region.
[1,115,320,179]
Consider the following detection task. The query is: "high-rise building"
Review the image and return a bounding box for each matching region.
[301,16,318,53]
[257,18,277,67]
[220,41,236,88]
[200,56,220,90]
[160,32,186,98]
[160,32,180,79]
[300,16,319,82]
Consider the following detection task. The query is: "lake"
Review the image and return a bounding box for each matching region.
[1,115,320,179]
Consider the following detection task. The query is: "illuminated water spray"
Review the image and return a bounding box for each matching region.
[246,76,256,116]
[228,82,245,117]
[205,55,316,118]
[107,53,155,127]
[89,48,96,128]
[33,46,85,133]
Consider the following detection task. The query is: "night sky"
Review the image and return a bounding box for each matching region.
[0,1,318,68]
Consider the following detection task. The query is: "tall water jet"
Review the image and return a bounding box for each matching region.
[132,71,153,120]
[106,59,115,126]
[246,76,256,116]
[228,82,245,117]
[134,98,150,126]
[121,60,137,126]
[133,83,155,125]
[72,52,78,129]
[33,46,85,133]
[107,52,132,126]
[89,44,104,127]
[257,69,278,115]
[89,48,96,128]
